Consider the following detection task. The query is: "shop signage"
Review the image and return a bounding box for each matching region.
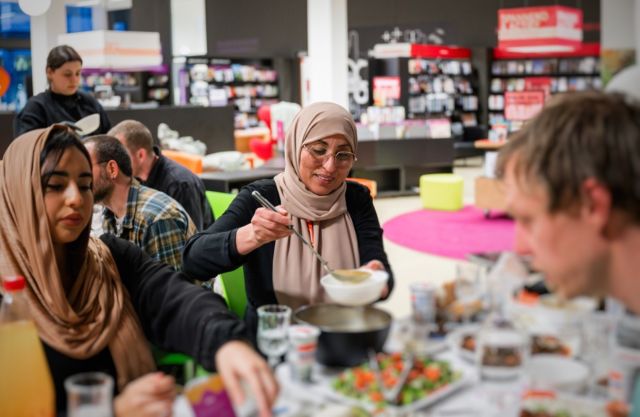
[497,6,583,53]
[504,91,545,121]
[371,43,470,59]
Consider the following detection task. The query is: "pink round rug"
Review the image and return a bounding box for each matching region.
[383,206,514,259]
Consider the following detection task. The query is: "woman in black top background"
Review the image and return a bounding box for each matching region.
[14,45,111,136]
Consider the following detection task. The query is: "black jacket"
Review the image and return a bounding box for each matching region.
[44,234,248,413]
[182,179,394,335]
[14,89,111,137]
[144,146,214,230]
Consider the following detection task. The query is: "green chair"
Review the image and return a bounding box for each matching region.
[205,191,248,319]
[154,192,245,383]
[153,348,195,385]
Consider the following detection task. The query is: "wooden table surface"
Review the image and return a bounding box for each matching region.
[474,139,508,150]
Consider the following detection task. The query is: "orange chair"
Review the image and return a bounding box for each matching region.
[161,149,203,174]
[347,177,377,198]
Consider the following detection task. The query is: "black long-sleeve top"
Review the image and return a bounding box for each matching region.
[45,234,248,413]
[14,89,111,137]
[144,146,214,231]
[181,179,394,336]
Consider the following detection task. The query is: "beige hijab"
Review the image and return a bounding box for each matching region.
[0,125,155,390]
[273,102,360,309]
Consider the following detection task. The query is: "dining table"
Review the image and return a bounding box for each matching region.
[172,315,611,417]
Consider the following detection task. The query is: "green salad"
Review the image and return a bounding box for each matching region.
[332,353,461,407]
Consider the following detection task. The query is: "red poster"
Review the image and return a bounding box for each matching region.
[504,91,545,121]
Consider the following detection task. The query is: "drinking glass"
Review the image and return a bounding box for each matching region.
[65,372,114,417]
[453,262,485,323]
[409,282,437,353]
[257,304,291,368]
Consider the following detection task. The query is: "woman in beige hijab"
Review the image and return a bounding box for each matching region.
[0,126,277,417]
[183,102,394,334]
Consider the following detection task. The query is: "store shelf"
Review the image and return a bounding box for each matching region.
[81,69,171,107]
[176,55,280,129]
[487,53,601,133]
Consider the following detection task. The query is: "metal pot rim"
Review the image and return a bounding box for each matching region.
[293,304,392,333]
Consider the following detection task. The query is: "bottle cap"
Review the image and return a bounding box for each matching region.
[2,276,25,291]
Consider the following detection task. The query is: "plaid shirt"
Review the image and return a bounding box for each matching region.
[103,179,196,271]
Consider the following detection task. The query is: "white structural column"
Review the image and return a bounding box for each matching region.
[91,0,108,31]
[636,0,640,62]
[30,1,66,95]
[307,0,349,108]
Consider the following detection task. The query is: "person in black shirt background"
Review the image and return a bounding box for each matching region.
[109,119,214,230]
[14,45,111,137]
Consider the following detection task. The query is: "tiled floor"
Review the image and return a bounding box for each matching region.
[374,158,484,318]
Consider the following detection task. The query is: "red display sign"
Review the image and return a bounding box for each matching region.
[524,77,553,99]
[498,6,583,53]
[504,91,545,121]
[372,43,471,59]
[410,44,471,59]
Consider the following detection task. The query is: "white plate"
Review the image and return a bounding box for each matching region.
[312,364,472,414]
[526,355,590,393]
[383,317,448,356]
[521,391,608,417]
[446,324,578,365]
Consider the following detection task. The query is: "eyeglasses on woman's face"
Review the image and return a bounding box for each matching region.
[302,143,357,167]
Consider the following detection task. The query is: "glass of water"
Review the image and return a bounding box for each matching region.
[257,304,292,368]
[65,372,114,417]
[453,262,485,323]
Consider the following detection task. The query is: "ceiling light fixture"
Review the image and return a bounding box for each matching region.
[18,0,51,16]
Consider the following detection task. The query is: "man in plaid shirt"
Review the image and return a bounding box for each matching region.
[84,135,196,271]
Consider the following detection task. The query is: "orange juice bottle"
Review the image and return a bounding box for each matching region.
[0,276,55,417]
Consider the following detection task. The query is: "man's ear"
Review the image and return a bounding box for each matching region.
[136,148,146,163]
[582,178,615,236]
[105,160,120,180]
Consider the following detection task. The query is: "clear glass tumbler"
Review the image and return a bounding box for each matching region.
[257,304,292,368]
[65,372,114,417]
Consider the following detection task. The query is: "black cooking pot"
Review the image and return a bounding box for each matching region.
[294,304,392,367]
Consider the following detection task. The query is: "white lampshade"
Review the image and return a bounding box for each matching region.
[606,65,640,101]
[18,0,51,16]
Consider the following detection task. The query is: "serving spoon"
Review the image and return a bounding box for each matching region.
[251,190,371,284]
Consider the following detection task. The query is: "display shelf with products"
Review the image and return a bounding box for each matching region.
[487,43,602,133]
[368,44,480,129]
[174,56,279,129]
[81,68,171,109]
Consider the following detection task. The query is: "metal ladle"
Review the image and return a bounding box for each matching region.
[251,190,371,284]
